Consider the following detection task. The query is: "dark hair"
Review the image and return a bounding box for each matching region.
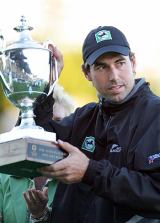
[82,63,90,72]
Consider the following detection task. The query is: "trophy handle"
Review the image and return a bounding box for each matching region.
[43,40,59,96]
[0,71,11,94]
[47,57,58,96]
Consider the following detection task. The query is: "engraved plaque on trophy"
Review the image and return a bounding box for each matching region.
[0,16,67,178]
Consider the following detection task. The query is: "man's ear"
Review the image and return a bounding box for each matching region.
[81,64,92,81]
[130,54,136,76]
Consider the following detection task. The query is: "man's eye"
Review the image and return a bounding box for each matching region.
[117,61,126,66]
[95,64,105,70]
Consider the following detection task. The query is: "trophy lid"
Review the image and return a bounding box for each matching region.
[5,16,46,51]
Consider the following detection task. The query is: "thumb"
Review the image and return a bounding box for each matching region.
[43,187,48,196]
[57,139,79,154]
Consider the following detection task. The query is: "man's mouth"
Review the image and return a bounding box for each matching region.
[108,85,124,94]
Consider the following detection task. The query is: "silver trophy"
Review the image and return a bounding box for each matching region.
[0,16,66,177]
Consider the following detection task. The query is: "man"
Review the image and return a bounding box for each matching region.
[24,26,160,223]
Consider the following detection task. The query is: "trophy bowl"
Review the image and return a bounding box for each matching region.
[0,16,66,178]
[0,47,56,130]
[2,48,54,110]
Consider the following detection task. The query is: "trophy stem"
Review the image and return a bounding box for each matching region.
[19,108,43,130]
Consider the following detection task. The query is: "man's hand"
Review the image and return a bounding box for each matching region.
[23,188,48,219]
[46,42,64,75]
[37,140,90,184]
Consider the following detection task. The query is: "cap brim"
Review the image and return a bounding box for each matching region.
[86,46,130,65]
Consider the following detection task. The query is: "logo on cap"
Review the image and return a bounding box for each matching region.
[95,30,112,43]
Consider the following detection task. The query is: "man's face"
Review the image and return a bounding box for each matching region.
[85,53,136,103]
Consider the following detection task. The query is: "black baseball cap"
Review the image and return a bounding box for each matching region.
[82,26,130,65]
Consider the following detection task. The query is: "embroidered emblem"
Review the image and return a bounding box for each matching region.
[82,136,95,152]
[95,30,112,43]
[148,153,160,164]
[110,144,122,153]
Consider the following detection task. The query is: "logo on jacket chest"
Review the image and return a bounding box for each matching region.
[82,136,95,152]
[110,144,122,153]
[148,152,160,164]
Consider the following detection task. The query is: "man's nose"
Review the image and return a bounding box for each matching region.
[108,67,119,81]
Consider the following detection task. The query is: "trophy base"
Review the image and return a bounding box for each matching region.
[0,130,67,178]
[0,127,57,143]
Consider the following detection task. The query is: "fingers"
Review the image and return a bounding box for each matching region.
[23,189,48,205]
[37,140,89,183]
[37,162,67,178]
[37,140,79,174]
[50,45,63,62]
[23,191,30,205]
[57,139,79,153]
[43,40,64,75]
[44,41,63,62]
[38,166,67,178]
[23,189,48,218]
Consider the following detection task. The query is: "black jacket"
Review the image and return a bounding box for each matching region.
[36,80,160,223]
